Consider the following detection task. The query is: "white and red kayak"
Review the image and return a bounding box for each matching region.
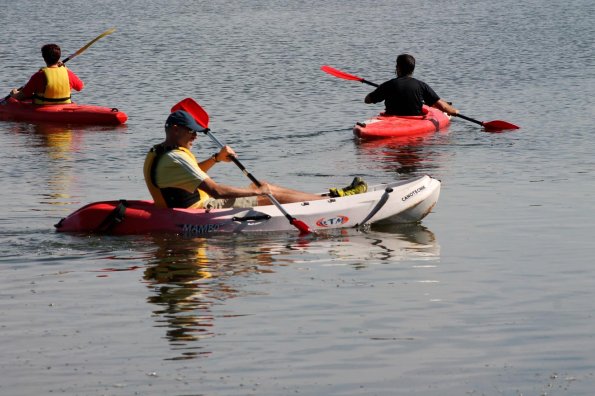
[55,175,441,236]
[353,106,450,140]
[0,97,127,125]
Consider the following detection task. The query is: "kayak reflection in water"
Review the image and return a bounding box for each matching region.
[143,110,367,210]
[9,44,84,105]
[364,53,458,117]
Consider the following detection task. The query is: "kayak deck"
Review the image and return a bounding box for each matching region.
[353,106,450,140]
[0,98,127,125]
[55,175,441,236]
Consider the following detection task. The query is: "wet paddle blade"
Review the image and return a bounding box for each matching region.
[171,98,210,129]
[483,120,520,132]
[320,65,364,82]
[291,218,315,235]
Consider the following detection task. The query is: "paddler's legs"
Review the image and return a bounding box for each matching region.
[253,183,325,205]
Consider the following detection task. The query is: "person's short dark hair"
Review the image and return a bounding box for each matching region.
[41,44,61,66]
[396,54,416,76]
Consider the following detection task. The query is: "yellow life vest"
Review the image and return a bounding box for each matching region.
[143,145,211,209]
[33,66,71,104]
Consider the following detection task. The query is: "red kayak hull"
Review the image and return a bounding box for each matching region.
[0,98,127,125]
[353,106,449,140]
[54,177,442,235]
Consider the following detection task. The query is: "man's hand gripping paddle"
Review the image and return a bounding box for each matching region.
[171,98,315,236]
[3,28,117,103]
[320,65,520,132]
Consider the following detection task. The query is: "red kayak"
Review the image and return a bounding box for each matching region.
[353,105,449,140]
[0,97,127,125]
[54,177,442,235]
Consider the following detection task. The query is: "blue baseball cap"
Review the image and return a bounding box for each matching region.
[165,110,206,132]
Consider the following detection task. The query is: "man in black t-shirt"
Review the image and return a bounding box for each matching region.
[365,54,458,116]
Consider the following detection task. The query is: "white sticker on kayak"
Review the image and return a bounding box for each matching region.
[316,215,349,227]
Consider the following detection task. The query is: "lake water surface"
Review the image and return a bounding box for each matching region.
[1,0,594,395]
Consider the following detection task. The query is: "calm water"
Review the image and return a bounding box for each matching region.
[1,0,594,395]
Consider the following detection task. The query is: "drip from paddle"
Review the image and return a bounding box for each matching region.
[3,28,116,103]
[320,65,520,132]
[171,98,315,236]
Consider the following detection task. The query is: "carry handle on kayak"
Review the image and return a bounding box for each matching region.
[170,97,315,236]
[320,64,520,131]
[2,28,116,103]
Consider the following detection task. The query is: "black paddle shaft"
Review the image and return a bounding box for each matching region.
[454,113,484,126]
[202,129,261,185]
[229,156,262,187]
[361,79,379,88]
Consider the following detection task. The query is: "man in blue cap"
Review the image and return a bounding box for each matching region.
[144,110,360,209]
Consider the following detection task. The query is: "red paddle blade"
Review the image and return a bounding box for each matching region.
[171,98,210,129]
[483,120,520,132]
[321,65,364,82]
[291,219,315,236]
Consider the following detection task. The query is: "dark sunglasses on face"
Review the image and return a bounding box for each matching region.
[173,125,197,135]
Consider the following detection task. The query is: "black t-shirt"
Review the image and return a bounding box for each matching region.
[367,76,440,116]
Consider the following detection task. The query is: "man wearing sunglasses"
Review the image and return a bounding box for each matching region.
[144,110,335,210]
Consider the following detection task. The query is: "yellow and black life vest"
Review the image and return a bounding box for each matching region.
[33,66,71,104]
[143,144,209,209]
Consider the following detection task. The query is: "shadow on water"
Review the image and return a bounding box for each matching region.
[138,224,439,360]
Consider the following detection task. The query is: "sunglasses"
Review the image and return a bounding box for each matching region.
[172,125,197,134]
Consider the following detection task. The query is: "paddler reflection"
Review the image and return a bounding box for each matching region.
[11,122,80,204]
[355,129,451,175]
[143,235,276,360]
[9,122,126,205]
[142,227,438,360]
[143,237,215,360]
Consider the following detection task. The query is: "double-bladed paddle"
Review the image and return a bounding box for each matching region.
[3,28,116,102]
[320,65,520,132]
[171,98,315,236]
[321,65,380,88]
